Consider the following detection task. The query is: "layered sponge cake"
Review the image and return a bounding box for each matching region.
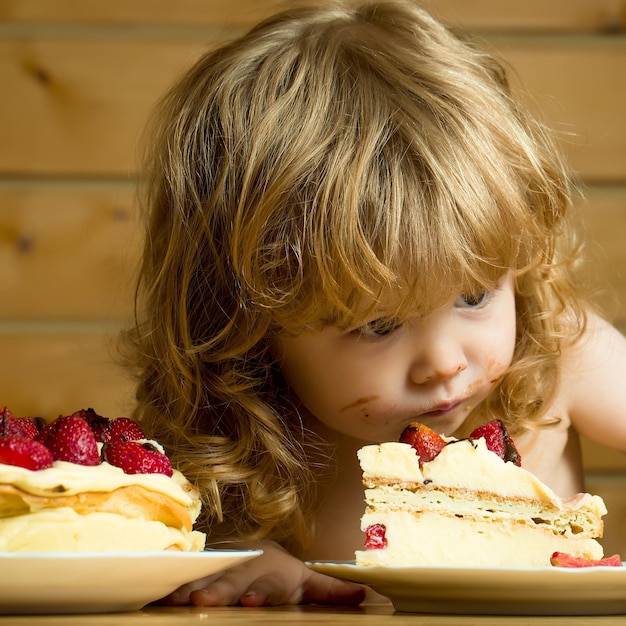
[355,421,612,567]
[0,406,206,552]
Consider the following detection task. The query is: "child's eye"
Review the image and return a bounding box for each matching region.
[353,318,401,338]
[455,290,490,309]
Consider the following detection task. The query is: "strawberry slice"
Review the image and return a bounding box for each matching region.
[102,441,173,476]
[550,552,623,568]
[469,419,521,466]
[36,414,100,466]
[0,436,54,470]
[399,422,447,467]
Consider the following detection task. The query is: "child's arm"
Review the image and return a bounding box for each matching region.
[163,540,366,607]
[565,312,626,451]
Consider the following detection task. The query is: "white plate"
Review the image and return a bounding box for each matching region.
[0,549,262,614]
[307,560,626,615]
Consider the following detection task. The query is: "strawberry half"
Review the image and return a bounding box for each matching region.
[71,407,110,442]
[469,419,521,466]
[0,436,54,470]
[399,422,447,467]
[0,406,16,434]
[75,408,146,443]
[102,441,173,476]
[1,407,41,439]
[550,552,623,568]
[15,416,42,439]
[103,417,146,443]
[36,414,100,466]
[364,524,387,550]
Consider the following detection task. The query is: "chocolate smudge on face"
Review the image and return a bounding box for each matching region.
[339,395,378,412]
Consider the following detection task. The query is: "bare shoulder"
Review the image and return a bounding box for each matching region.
[560,312,626,450]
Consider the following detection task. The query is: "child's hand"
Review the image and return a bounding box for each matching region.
[162,540,366,607]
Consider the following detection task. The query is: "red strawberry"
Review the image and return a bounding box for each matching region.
[36,414,100,466]
[0,405,15,428]
[102,441,173,476]
[469,419,521,466]
[15,416,43,439]
[71,407,109,442]
[399,422,447,467]
[550,552,623,568]
[103,417,146,443]
[1,407,40,439]
[75,408,146,443]
[1,412,25,437]
[364,524,387,550]
[0,437,54,470]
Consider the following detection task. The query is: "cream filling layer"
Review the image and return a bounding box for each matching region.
[0,507,206,552]
[364,486,606,538]
[355,510,604,567]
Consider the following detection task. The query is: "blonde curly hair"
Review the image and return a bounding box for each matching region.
[124,0,591,554]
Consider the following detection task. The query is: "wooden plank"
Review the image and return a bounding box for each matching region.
[0,0,623,32]
[0,34,624,180]
[582,437,626,472]
[1,339,621,462]
[0,0,278,28]
[583,475,626,557]
[492,38,626,183]
[0,184,625,322]
[577,186,626,324]
[427,0,626,33]
[0,183,139,320]
[0,332,135,420]
[0,36,205,177]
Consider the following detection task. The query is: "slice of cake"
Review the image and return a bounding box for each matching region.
[0,406,206,552]
[355,420,609,567]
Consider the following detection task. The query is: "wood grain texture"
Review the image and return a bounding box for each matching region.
[584,475,626,557]
[578,186,626,324]
[490,38,626,183]
[0,332,135,419]
[0,183,139,320]
[1,603,621,626]
[1,35,624,179]
[0,0,624,32]
[1,184,624,321]
[0,37,205,176]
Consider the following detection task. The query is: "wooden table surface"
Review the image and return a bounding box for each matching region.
[1,604,625,625]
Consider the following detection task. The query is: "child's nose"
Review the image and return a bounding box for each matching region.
[408,333,468,385]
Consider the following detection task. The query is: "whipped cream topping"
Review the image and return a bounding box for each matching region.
[358,437,571,506]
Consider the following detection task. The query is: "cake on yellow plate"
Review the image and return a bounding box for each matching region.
[355,420,617,568]
[0,406,205,552]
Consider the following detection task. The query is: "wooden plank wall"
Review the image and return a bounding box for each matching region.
[1,0,625,555]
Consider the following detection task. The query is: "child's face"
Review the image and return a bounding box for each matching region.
[273,274,517,443]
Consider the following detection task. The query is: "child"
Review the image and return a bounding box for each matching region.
[125,0,626,607]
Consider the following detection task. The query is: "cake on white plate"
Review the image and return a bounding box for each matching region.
[0,406,206,552]
[355,420,621,568]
